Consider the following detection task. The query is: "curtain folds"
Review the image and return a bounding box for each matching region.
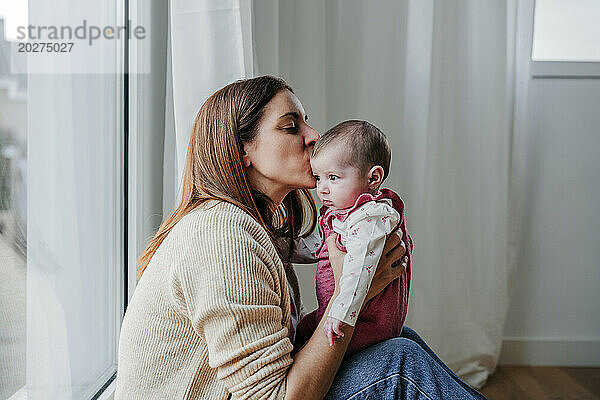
[25,1,122,396]
[167,0,250,195]
[252,0,525,388]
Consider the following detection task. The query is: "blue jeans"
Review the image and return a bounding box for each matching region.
[325,327,488,400]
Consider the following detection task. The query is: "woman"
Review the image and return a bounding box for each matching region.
[115,76,487,399]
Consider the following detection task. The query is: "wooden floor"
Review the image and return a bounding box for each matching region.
[479,366,600,400]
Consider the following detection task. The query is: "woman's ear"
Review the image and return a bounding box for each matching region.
[367,165,385,190]
[242,143,252,168]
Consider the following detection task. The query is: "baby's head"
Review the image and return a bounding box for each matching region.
[311,120,391,210]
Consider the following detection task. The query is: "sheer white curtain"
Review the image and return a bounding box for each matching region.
[163,0,253,212]
[130,0,252,273]
[400,0,521,387]
[23,0,123,397]
[253,0,526,388]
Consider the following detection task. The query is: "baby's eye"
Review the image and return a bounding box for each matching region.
[313,175,320,181]
[329,175,339,181]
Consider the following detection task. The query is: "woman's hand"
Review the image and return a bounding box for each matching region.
[366,229,408,302]
[326,230,408,302]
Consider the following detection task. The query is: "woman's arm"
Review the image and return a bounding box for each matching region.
[285,301,354,399]
[284,256,353,399]
[180,206,294,400]
[284,232,408,399]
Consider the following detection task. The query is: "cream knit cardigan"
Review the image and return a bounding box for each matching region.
[115,201,300,399]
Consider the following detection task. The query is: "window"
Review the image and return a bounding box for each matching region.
[530,0,600,78]
[0,0,126,398]
[532,0,600,62]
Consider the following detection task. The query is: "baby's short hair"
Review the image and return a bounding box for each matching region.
[313,120,391,181]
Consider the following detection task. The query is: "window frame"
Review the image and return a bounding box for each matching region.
[531,61,600,79]
[89,0,130,398]
[7,0,128,394]
[97,0,169,395]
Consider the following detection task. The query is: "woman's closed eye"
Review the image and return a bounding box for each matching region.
[282,121,298,132]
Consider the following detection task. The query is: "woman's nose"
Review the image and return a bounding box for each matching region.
[304,125,320,147]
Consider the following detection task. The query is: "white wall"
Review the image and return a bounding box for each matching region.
[500,77,600,365]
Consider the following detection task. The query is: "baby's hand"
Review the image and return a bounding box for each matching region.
[323,317,346,346]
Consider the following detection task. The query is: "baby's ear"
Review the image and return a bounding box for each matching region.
[367,165,385,189]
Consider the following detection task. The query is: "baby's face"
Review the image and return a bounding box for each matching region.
[310,146,370,210]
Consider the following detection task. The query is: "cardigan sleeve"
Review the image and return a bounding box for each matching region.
[173,204,293,400]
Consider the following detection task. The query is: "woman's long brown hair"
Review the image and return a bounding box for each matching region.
[137,76,317,278]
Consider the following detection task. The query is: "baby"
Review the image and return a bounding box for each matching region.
[293,120,413,355]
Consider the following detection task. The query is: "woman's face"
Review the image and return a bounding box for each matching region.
[243,90,320,205]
